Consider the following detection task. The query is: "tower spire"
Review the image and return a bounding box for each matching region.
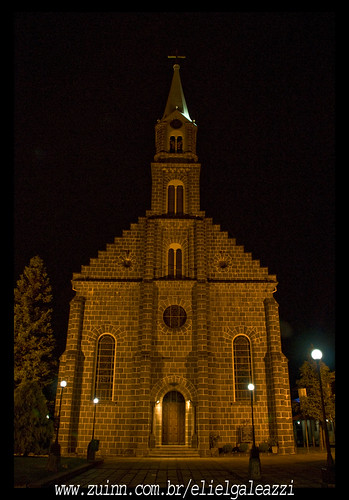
[162,54,191,121]
[154,58,197,163]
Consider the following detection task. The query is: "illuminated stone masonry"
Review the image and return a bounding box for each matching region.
[56,62,295,457]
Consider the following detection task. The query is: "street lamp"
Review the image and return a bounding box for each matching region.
[87,397,100,461]
[47,379,67,472]
[311,349,335,486]
[248,384,256,449]
[247,383,261,480]
[55,380,67,443]
[92,397,99,440]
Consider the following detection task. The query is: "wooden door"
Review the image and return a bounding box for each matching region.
[162,391,185,445]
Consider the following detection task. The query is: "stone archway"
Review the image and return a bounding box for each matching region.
[150,376,197,448]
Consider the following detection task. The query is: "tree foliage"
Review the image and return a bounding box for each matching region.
[14,256,56,388]
[14,380,54,455]
[296,359,335,424]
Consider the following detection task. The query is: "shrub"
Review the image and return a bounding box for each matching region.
[14,380,53,455]
[209,432,220,448]
[239,442,248,452]
[222,444,233,454]
[258,441,269,452]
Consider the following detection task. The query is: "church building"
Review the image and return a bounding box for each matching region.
[56,61,295,457]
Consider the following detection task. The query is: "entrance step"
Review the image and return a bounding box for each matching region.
[149,446,200,458]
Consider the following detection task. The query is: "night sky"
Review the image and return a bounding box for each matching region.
[14,12,335,385]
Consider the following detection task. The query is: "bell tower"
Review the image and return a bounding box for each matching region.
[154,62,198,163]
[150,58,201,218]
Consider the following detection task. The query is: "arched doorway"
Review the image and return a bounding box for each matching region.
[162,391,185,445]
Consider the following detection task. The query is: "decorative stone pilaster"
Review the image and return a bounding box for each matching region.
[57,295,85,454]
[264,297,295,454]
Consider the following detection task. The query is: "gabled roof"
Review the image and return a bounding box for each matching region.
[162,64,191,121]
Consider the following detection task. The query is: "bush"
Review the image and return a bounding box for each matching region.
[239,442,249,452]
[209,432,220,448]
[14,380,54,455]
[222,444,233,454]
[258,441,269,452]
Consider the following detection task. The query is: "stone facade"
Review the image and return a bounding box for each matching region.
[56,63,295,457]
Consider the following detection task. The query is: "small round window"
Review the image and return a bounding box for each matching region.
[170,119,183,129]
[163,305,187,329]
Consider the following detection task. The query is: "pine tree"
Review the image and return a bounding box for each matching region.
[14,256,56,388]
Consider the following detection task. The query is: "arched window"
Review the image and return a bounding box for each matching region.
[176,247,182,277]
[168,248,175,276]
[170,136,176,153]
[233,336,252,401]
[94,334,115,401]
[169,135,183,153]
[168,185,175,214]
[176,185,183,214]
[168,244,183,278]
[167,181,184,214]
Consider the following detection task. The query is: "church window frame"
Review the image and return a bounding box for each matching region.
[94,334,116,402]
[163,305,187,329]
[167,180,184,214]
[232,335,253,402]
[169,135,183,153]
[167,243,183,278]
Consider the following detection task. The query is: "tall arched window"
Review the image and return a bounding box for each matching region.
[168,244,183,278]
[176,185,183,214]
[94,334,115,401]
[175,247,182,277]
[233,335,252,401]
[167,181,184,214]
[168,185,175,214]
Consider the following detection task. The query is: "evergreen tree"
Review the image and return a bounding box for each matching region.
[14,380,54,455]
[14,256,56,388]
[297,359,335,424]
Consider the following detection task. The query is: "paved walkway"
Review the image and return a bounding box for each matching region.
[52,451,335,493]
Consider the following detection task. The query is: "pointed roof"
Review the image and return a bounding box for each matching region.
[162,64,191,121]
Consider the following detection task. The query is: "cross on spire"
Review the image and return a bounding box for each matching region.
[168,50,186,65]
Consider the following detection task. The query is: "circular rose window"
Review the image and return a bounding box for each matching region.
[163,305,187,329]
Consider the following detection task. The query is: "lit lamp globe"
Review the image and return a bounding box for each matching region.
[60,380,67,388]
[93,397,99,404]
[248,383,255,391]
[311,349,323,360]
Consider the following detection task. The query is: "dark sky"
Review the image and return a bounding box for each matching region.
[14,12,335,385]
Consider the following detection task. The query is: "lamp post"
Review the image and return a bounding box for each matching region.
[311,349,335,486]
[47,380,67,472]
[87,397,99,461]
[92,397,99,440]
[55,380,67,445]
[247,383,261,480]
